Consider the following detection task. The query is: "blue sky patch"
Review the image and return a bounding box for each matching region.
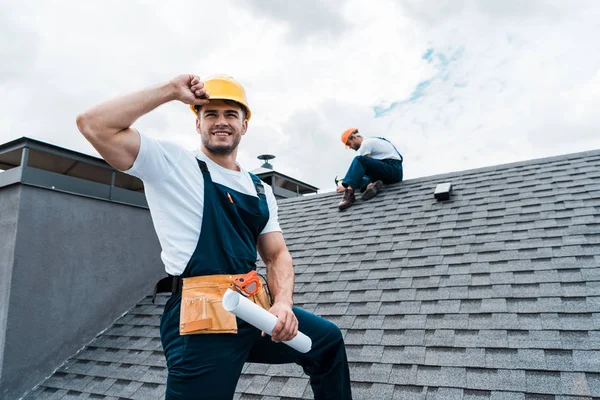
[436,52,449,67]
[373,102,400,117]
[373,47,464,117]
[409,79,432,102]
[422,48,434,62]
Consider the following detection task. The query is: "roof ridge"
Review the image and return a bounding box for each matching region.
[277,147,600,204]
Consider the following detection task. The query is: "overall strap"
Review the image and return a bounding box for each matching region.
[249,172,266,197]
[197,159,209,173]
[376,136,403,162]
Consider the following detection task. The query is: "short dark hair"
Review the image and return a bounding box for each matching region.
[195,100,248,120]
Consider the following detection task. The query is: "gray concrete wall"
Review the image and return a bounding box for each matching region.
[0,185,21,386]
[0,185,164,400]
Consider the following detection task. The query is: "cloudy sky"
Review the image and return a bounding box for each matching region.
[2,0,599,193]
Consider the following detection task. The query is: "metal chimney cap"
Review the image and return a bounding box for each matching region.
[258,154,276,170]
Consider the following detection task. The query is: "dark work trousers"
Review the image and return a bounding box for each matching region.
[342,156,403,192]
[160,159,352,400]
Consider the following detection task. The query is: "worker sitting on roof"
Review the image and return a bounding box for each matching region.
[77,74,352,400]
[337,128,403,210]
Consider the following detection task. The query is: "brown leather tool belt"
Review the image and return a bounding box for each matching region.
[179,273,272,335]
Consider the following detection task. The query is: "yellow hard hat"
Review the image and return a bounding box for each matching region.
[189,74,251,121]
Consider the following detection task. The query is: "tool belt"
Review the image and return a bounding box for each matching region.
[153,271,272,335]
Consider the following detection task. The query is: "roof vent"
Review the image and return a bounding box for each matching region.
[434,182,452,201]
[257,154,275,170]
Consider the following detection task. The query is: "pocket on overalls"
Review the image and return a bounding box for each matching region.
[179,282,238,335]
[217,196,262,262]
[233,202,266,239]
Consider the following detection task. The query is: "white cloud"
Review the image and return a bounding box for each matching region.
[240,0,348,41]
[1,0,599,193]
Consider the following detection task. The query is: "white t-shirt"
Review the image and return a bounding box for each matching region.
[122,133,281,276]
[358,137,402,161]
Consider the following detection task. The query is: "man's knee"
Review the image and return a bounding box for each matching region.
[302,313,345,348]
[320,320,345,345]
[354,155,368,165]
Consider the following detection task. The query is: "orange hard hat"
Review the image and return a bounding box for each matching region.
[341,128,358,145]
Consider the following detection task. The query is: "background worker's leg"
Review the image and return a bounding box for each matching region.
[342,156,401,190]
[247,307,352,400]
[358,176,371,192]
[161,299,255,400]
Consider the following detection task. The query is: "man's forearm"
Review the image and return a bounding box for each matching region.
[266,251,295,307]
[77,81,176,140]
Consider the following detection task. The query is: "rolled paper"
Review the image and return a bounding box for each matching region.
[222,289,312,353]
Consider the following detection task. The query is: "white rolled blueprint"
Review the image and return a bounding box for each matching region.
[222,289,312,353]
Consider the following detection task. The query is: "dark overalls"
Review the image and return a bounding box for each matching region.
[342,137,403,191]
[159,160,352,400]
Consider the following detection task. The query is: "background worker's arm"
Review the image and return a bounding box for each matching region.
[358,138,373,158]
[76,74,209,171]
[258,231,298,342]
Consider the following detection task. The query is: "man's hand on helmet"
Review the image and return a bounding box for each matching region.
[169,74,210,106]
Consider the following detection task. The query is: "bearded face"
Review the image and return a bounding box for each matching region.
[196,99,247,155]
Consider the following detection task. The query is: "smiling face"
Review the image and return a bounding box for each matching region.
[196,99,248,155]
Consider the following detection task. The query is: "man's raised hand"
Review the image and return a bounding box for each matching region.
[169,74,210,106]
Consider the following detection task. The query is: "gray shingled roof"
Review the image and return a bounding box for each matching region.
[23,149,600,399]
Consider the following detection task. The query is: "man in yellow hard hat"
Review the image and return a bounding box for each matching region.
[76,74,352,399]
[337,128,403,210]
